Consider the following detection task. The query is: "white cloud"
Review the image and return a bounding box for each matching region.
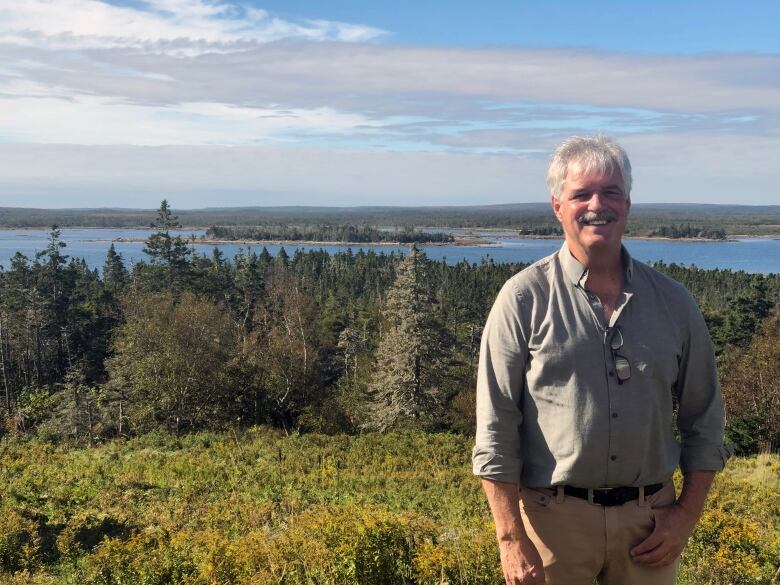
[4,41,779,119]
[0,81,405,145]
[2,41,778,153]
[0,2,778,205]
[0,0,386,55]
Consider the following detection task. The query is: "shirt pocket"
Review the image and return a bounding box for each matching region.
[631,338,680,389]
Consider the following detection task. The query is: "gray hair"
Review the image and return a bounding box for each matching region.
[546,135,632,202]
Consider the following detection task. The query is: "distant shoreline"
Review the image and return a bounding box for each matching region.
[78,235,759,246]
[2,226,778,244]
[85,236,484,247]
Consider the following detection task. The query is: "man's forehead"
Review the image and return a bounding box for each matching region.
[564,161,623,187]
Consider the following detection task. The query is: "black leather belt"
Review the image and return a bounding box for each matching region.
[563,483,664,506]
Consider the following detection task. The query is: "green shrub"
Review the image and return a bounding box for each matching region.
[0,432,777,584]
[73,527,201,585]
[56,511,132,560]
[230,505,436,584]
[0,507,41,573]
[684,509,778,584]
[413,521,502,585]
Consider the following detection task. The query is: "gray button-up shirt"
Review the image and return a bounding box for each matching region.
[473,243,730,488]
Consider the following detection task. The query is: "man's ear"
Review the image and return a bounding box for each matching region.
[551,195,563,222]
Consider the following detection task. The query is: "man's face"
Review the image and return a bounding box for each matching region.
[551,161,630,260]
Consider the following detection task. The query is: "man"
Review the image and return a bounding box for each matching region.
[472,135,730,585]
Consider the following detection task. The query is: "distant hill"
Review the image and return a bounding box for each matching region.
[2,203,779,235]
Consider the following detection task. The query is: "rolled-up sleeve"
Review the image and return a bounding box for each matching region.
[472,280,529,484]
[676,295,732,473]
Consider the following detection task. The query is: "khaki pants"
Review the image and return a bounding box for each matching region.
[519,482,679,585]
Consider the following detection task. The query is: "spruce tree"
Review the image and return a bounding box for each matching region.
[276,247,290,268]
[103,244,129,292]
[233,250,264,333]
[143,200,190,268]
[142,200,191,290]
[367,245,448,431]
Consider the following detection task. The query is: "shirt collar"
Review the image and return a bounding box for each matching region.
[559,242,634,288]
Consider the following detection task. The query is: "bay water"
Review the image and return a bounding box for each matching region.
[0,228,778,274]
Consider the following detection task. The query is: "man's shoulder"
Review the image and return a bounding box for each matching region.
[502,250,560,296]
[632,260,698,305]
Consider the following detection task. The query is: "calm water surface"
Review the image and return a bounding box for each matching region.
[0,228,778,274]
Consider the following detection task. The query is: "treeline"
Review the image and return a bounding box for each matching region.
[1,202,778,453]
[517,225,563,236]
[2,204,780,236]
[205,224,454,243]
[646,224,727,239]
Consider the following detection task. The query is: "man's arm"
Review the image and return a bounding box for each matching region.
[473,281,536,582]
[472,280,529,485]
[630,293,730,567]
[630,470,715,566]
[482,479,545,585]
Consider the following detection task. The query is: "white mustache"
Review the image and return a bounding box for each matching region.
[577,212,617,224]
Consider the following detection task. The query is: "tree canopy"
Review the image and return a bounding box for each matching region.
[0,204,777,453]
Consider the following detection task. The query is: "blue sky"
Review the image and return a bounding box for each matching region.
[257,0,780,53]
[0,0,778,207]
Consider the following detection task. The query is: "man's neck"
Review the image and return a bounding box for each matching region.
[567,240,623,280]
[568,241,625,324]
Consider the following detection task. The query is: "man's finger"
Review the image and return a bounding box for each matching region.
[632,542,666,562]
[642,550,677,567]
[630,527,664,556]
[632,544,670,565]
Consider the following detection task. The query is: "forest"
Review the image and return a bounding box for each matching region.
[2,203,780,237]
[1,202,779,583]
[1,202,778,447]
[647,224,727,240]
[205,224,454,244]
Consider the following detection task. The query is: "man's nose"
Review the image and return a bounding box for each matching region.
[587,192,607,210]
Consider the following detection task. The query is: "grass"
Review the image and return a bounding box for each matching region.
[0,430,777,584]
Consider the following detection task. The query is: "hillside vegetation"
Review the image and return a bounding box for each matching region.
[1,202,779,584]
[205,224,454,244]
[2,203,780,236]
[0,431,777,585]
[1,202,779,451]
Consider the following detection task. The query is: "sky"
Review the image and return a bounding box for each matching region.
[0,0,778,208]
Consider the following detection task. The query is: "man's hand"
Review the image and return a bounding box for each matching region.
[631,470,716,567]
[498,533,545,585]
[630,502,697,566]
[481,478,546,584]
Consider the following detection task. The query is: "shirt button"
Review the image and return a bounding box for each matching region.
[612,412,618,418]
[610,455,617,461]
[609,371,615,377]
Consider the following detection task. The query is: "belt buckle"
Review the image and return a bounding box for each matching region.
[588,487,617,506]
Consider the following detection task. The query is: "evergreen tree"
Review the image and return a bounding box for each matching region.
[103,244,129,293]
[276,247,289,268]
[38,225,68,270]
[203,247,232,303]
[715,277,771,351]
[142,200,191,274]
[258,246,273,270]
[233,250,264,333]
[367,245,449,431]
[50,365,104,445]
[34,226,71,377]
